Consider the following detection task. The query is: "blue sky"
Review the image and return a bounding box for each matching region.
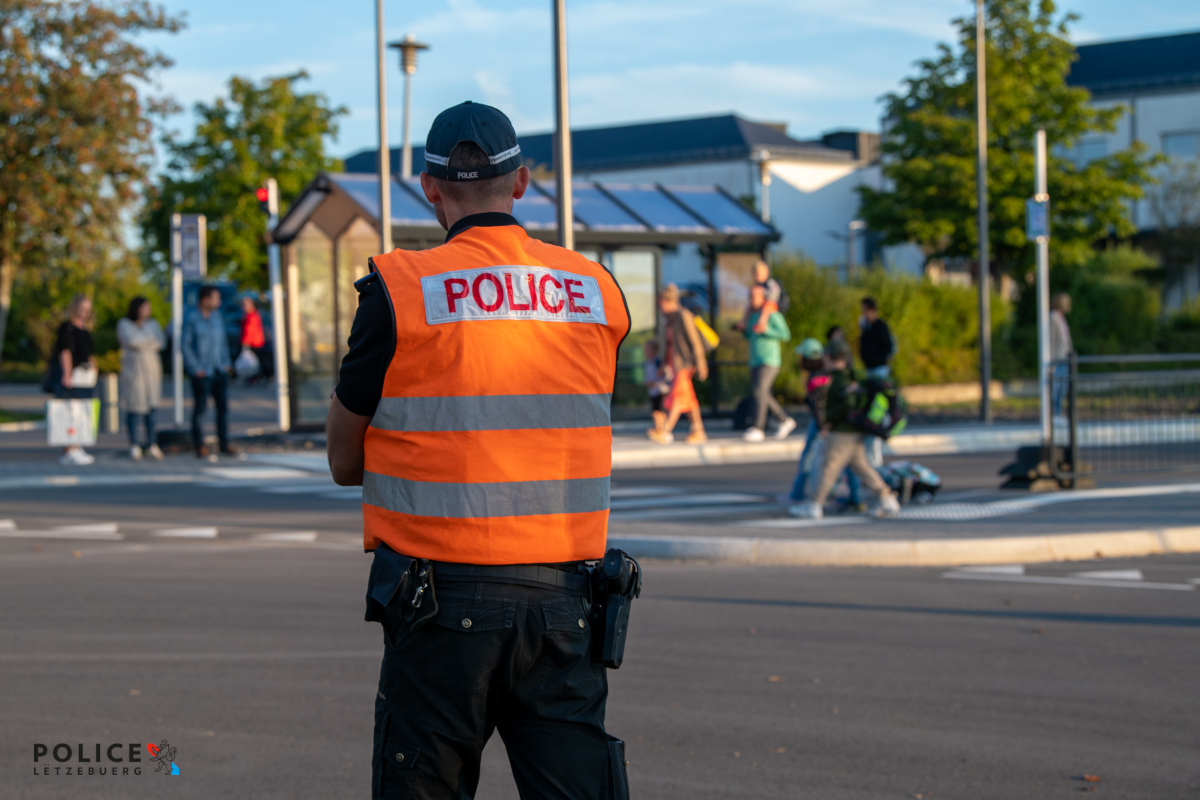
[140,0,1200,162]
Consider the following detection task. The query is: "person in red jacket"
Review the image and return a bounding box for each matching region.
[239,295,270,384]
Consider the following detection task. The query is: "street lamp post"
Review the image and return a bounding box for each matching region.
[389,35,430,180]
[847,219,866,280]
[552,0,573,250]
[975,0,993,423]
[375,0,392,254]
[752,149,771,223]
[1031,129,1052,447]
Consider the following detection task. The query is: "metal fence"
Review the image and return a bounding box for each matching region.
[1050,353,1200,478]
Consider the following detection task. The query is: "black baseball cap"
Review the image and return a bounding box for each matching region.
[424,101,522,181]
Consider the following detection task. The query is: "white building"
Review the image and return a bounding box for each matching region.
[1068,30,1200,307]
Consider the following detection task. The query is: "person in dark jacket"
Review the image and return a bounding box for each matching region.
[787,338,863,507]
[858,297,893,378]
[789,340,899,520]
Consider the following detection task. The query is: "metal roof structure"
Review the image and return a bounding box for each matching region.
[271,172,779,249]
[343,114,873,176]
[1069,30,1200,97]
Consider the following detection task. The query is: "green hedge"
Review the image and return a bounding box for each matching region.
[768,255,1011,397]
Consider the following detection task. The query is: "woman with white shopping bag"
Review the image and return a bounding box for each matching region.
[117,297,165,461]
[52,294,98,465]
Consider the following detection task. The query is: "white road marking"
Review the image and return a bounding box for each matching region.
[955,564,1025,574]
[0,519,14,529]
[942,571,1194,591]
[610,487,685,498]
[610,504,782,521]
[610,492,765,511]
[0,529,124,540]
[53,523,120,534]
[1072,569,1144,581]
[252,532,318,543]
[202,467,317,480]
[738,516,867,529]
[902,482,1200,522]
[152,527,219,538]
[319,488,364,500]
[258,482,339,494]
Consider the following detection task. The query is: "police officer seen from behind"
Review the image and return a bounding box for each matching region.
[326,101,635,800]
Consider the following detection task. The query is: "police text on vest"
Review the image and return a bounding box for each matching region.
[421,266,608,325]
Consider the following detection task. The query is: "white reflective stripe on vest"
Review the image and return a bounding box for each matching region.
[363,473,610,518]
[370,393,612,433]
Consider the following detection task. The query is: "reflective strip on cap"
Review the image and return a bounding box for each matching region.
[363,473,610,518]
[371,393,611,433]
[424,152,449,166]
[488,144,521,164]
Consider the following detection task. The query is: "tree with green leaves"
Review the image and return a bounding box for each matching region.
[858,0,1159,281]
[141,72,347,290]
[0,0,182,368]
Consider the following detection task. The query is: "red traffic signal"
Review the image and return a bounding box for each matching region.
[256,186,270,212]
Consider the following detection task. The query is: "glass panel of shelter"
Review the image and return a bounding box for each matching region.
[288,221,335,426]
[576,248,660,411]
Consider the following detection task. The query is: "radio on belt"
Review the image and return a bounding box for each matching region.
[590,548,642,670]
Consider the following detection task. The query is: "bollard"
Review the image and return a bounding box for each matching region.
[98,373,120,434]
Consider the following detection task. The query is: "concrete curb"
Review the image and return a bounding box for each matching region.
[609,526,1200,567]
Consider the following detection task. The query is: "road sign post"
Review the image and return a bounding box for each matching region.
[170,214,206,428]
[261,179,290,432]
[1029,129,1051,447]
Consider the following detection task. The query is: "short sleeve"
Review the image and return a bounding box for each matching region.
[335,273,395,418]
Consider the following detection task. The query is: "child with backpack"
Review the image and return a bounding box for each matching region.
[789,339,901,519]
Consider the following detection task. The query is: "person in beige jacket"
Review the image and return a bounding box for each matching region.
[117,297,165,461]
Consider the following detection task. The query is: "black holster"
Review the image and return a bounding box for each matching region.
[589,549,642,670]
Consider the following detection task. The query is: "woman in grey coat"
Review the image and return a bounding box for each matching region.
[118,297,166,461]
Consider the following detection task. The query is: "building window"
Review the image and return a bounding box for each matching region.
[1163,131,1200,160]
[1068,138,1107,167]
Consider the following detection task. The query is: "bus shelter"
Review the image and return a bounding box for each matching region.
[270,173,778,428]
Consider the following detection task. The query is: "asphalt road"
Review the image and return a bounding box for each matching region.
[1,451,1195,543]
[2,532,1198,799]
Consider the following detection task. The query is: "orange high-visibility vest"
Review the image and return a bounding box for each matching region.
[362,223,630,564]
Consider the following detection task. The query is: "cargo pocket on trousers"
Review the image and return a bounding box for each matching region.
[373,698,420,799]
[606,735,630,800]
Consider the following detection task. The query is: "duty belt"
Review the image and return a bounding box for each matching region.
[432,562,590,595]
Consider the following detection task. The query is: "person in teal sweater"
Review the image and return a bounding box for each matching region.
[743,284,797,442]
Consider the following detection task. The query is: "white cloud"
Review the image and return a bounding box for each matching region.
[569,62,885,131]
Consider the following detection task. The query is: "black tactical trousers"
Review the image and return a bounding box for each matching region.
[372,578,630,799]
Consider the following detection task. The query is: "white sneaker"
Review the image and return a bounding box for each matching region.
[774,418,797,439]
[130,444,143,461]
[60,448,94,466]
[873,494,901,518]
[147,443,164,461]
[788,500,823,519]
[743,427,765,442]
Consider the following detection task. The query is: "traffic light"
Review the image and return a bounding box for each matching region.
[256,186,270,213]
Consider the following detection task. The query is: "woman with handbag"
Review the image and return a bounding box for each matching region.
[53,294,98,465]
[647,284,709,445]
[117,297,165,461]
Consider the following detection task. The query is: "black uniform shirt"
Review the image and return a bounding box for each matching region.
[334,212,524,418]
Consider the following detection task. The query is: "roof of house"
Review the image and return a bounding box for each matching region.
[1069,30,1200,97]
[271,173,779,249]
[343,114,870,175]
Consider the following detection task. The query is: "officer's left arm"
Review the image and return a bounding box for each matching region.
[327,395,371,486]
